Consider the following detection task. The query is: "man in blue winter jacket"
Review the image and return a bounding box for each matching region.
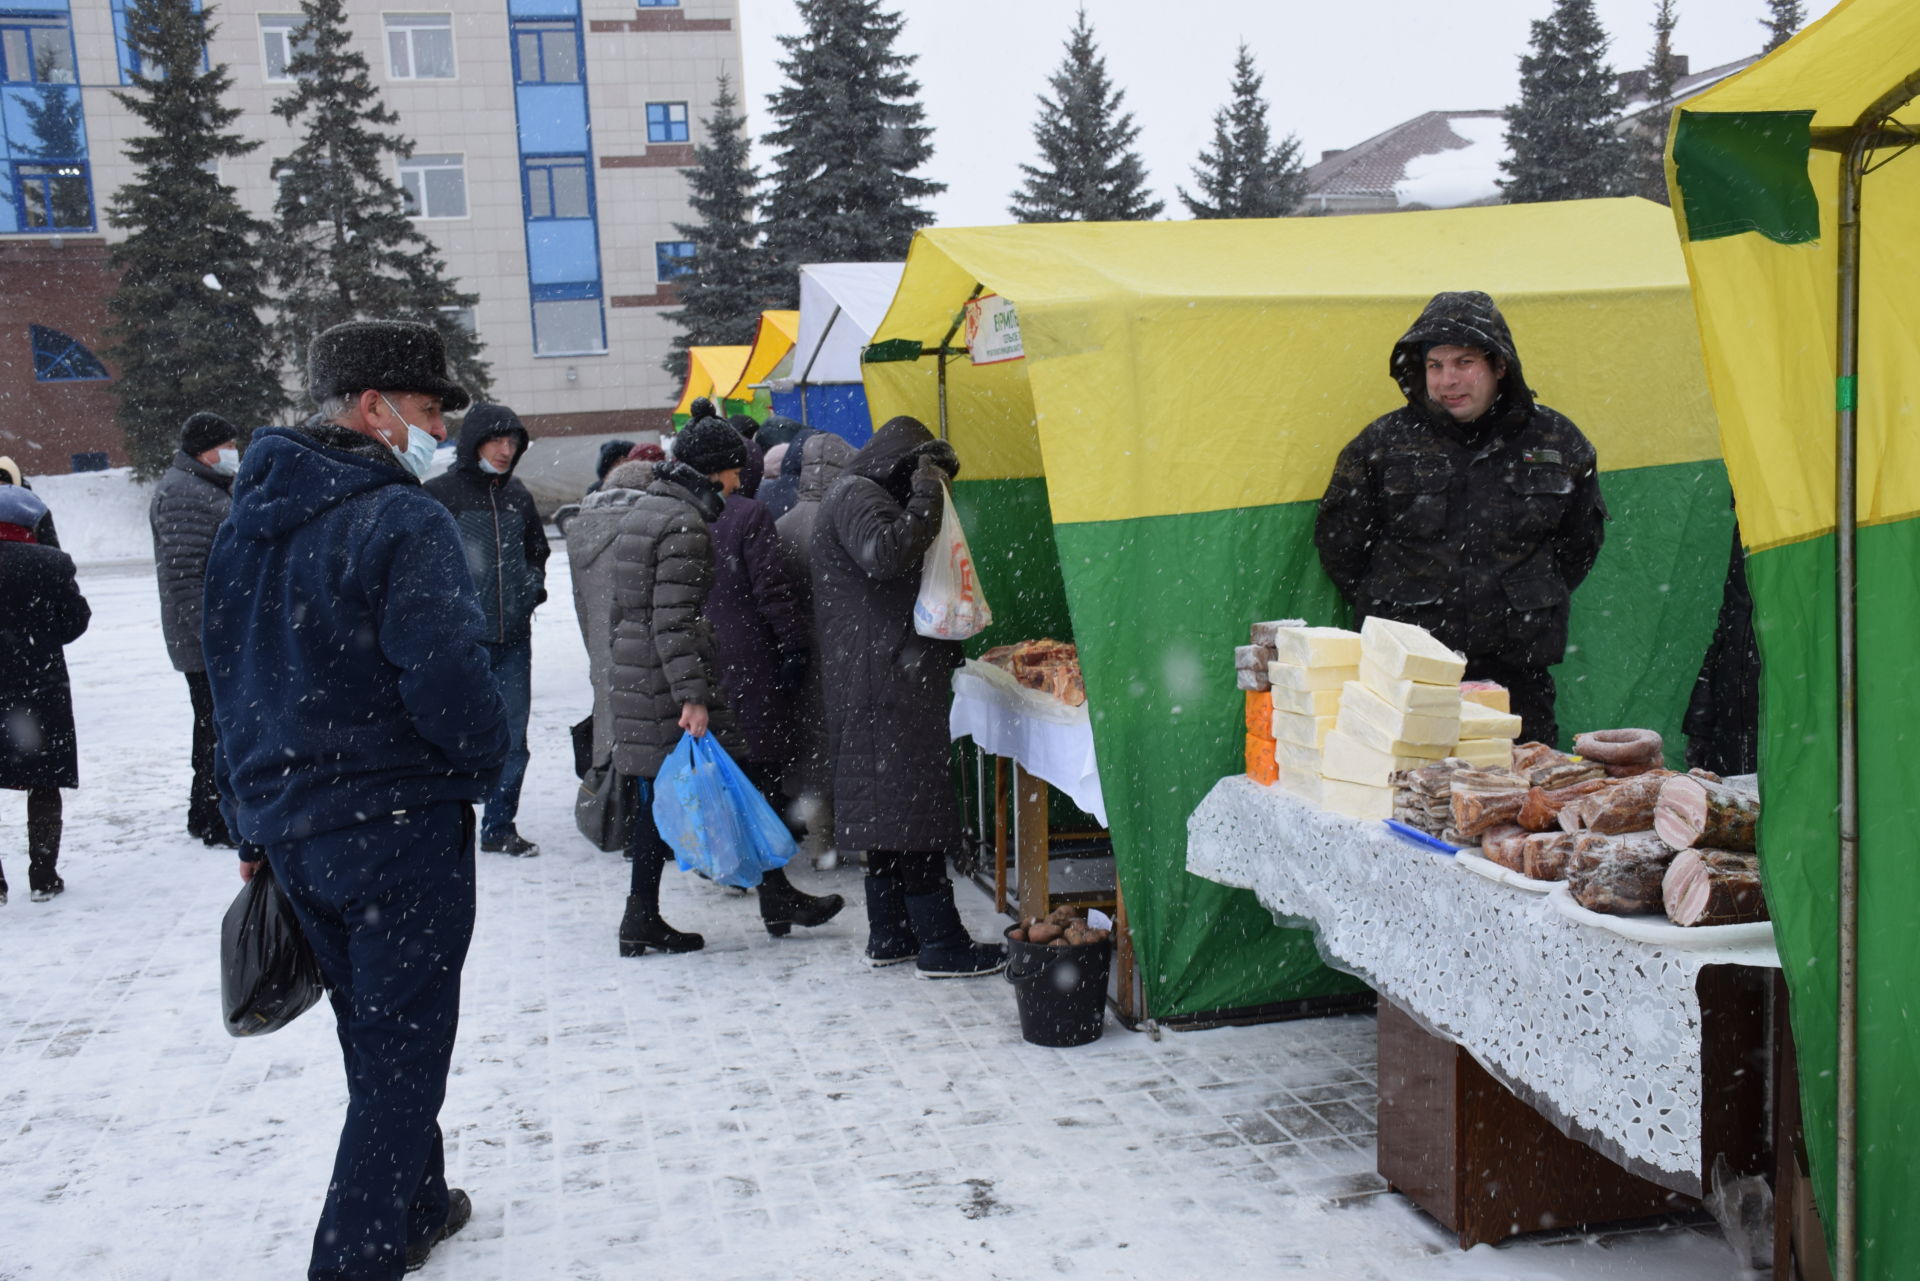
[203,319,508,1281]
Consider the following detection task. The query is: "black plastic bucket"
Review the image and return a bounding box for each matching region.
[1003,925,1111,1047]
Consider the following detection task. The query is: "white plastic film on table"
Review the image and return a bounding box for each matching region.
[1186,776,1779,1194]
[949,663,1106,826]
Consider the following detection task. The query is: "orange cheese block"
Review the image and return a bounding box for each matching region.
[1245,733,1278,785]
[1244,690,1275,738]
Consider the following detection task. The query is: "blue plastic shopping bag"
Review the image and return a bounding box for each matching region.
[651,732,796,888]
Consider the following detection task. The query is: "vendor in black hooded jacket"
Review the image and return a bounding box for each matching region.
[1314,290,1607,747]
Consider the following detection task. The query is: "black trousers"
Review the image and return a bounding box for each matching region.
[624,758,800,900]
[867,849,948,895]
[1463,656,1559,749]
[184,671,226,839]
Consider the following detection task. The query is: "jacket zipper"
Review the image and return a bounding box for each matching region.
[490,483,505,643]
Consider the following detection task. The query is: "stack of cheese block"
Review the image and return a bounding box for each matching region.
[1317,618,1470,820]
[1265,626,1361,805]
[1457,682,1520,763]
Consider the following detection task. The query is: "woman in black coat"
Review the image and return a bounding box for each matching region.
[811,417,1004,978]
[0,487,91,903]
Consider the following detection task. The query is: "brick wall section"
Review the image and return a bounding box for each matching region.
[609,284,683,308]
[0,239,124,473]
[601,146,695,169]
[588,13,732,33]
[519,405,672,437]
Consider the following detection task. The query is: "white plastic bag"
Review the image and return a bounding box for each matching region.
[913,480,993,640]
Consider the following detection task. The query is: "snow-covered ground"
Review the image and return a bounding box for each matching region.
[0,547,1750,1279]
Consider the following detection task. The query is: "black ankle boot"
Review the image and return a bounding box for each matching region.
[903,884,1007,979]
[757,867,845,937]
[862,874,917,966]
[618,893,703,956]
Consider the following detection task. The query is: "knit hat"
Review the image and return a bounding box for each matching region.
[673,417,748,476]
[180,411,237,457]
[0,485,49,531]
[307,320,471,412]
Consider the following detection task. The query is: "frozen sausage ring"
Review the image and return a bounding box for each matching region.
[1572,728,1664,764]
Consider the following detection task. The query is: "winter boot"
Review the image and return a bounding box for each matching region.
[903,884,1007,979]
[27,797,61,903]
[0,858,8,906]
[405,1187,472,1272]
[480,828,540,857]
[862,874,918,967]
[617,893,703,957]
[756,867,845,937]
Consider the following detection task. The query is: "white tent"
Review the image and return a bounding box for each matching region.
[770,262,906,392]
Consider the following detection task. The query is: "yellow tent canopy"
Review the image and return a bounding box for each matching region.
[672,346,751,419]
[725,310,800,403]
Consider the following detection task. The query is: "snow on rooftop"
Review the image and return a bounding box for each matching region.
[1395,115,1508,210]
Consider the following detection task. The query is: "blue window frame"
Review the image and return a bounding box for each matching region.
[635,0,679,6]
[645,102,689,143]
[523,155,591,220]
[30,325,108,382]
[110,0,204,83]
[12,162,93,231]
[655,240,695,282]
[510,17,579,84]
[0,15,75,84]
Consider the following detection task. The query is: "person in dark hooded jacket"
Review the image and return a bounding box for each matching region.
[1315,291,1607,746]
[584,438,635,496]
[756,426,813,522]
[425,403,550,856]
[813,416,1006,979]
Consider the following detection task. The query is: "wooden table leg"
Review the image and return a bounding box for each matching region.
[992,756,1009,914]
[1013,762,1050,920]
[1113,882,1138,1024]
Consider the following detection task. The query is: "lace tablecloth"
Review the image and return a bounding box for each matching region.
[1187,776,1779,1195]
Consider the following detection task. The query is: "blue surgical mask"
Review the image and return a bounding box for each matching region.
[378,395,438,479]
[479,457,505,476]
[213,448,239,477]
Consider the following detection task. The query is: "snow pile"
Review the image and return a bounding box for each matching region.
[30,466,155,565]
[1396,116,1509,210]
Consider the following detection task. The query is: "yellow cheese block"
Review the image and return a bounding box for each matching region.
[1450,737,1516,768]
[1272,711,1337,750]
[1461,681,1511,713]
[1319,730,1435,787]
[1273,738,1323,773]
[1278,767,1323,806]
[1319,777,1395,820]
[1268,661,1360,693]
[1360,616,1467,686]
[1459,700,1523,740]
[1270,625,1362,670]
[1359,657,1466,715]
[1339,681,1460,747]
[1270,683,1343,717]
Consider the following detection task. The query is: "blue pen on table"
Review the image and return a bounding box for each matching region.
[1384,820,1462,856]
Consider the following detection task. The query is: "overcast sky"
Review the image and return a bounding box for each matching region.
[733,0,1842,227]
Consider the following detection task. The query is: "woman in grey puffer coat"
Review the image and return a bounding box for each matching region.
[606,419,842,956]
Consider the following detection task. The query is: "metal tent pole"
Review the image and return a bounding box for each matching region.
[935,286,984,442]
[795,303,843,430]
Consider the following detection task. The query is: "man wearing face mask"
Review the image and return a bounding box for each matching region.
[203,320,507,1280]
[148,411,241,847]
[425,403,550,856]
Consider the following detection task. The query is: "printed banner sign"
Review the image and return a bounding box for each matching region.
[964,293,1024,366]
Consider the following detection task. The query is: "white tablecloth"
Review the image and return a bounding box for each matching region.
[949,662,1107,826]
[1186,776,1779,1194]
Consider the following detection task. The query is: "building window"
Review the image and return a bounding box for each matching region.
[259,14,312,82]
[532,295,604,356]
[13,162,91,230]
[30,325,108,382]
[635,0,680,6]
[511,18,578,85]
[1,16,76,84]
[655,240,696,282]
[398,153,466,219]
[386,13,454,80]
[524,155,590,220]
[645,102,689,143]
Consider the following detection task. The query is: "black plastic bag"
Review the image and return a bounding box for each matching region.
[221,861,324,1037]
[570,714,594,780]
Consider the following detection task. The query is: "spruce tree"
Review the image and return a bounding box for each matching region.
[759,0,942,302]
[266,0,488,400]
[105,0,285,477]
[1761,0,1805,52]
[1499,0,1631,204]
[1010,9,1162,223]
[1629,0,1683,203]
[661,77,781,382]
[1179,42,1304,219]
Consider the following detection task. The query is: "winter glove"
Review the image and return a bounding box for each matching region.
[778,649,810,692]
[908,439,961,480]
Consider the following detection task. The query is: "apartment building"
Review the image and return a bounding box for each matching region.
[0,0,741,470]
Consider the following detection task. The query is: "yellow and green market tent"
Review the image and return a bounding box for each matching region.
[725,310,801,417]
[863,199,1734,1024]
[671,345,752,427]
[1668,2,1920,1275]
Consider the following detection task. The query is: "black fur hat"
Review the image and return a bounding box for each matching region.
[180,411,237,456]
[307,320,470,412]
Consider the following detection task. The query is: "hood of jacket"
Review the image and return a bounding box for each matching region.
[227,423,412,542]
[570,482,645,567]
[848,416,934,505]
[739,435,765,500]
[797,431,856,503]
[779,428,813,480]
[454,402,530,478]
[1389,291,1535,427]
[649,458,726,523]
